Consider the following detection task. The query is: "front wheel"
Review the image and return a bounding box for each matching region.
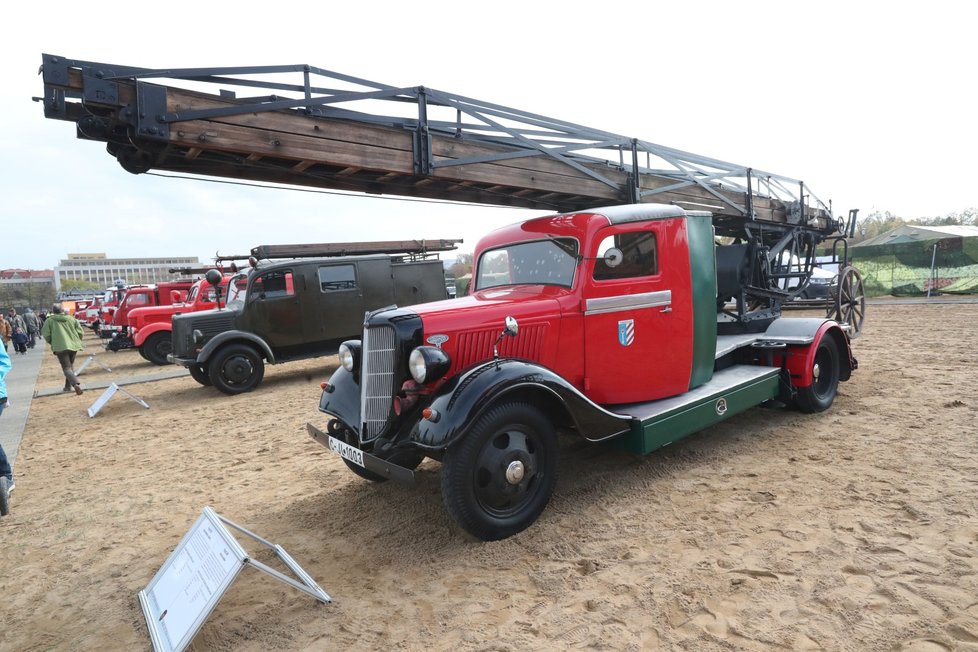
[188,363,212,386]
[142,332,172,366]
[794,336,840,413]
[441,401,558,541]
[208,344,265,395]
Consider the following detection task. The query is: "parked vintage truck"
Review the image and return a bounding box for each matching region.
[39,56,866,541]
[309,204,860,540]
[100,280,193,350]
[125,274,236,364]
[168,247,456,395]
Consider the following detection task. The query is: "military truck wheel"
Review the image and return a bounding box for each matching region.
[795,336,840,413]
[441,401,558,541]
[188,363,212,386]
[142,332,173,366]
[209,344,265,395]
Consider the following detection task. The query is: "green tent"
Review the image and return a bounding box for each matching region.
[851,225,978,296]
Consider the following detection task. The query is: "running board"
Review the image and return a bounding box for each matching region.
[611,365,781,455]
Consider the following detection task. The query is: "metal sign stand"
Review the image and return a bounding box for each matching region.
[139,506,330,652]
[76,353,112,376]
[86,382,150,417]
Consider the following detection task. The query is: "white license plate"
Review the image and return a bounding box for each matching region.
[328,435,364,468]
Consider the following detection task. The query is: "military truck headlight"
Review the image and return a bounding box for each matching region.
[409,346,451,384]
[338,341,361,372]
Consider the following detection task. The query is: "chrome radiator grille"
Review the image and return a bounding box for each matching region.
[360,324,397,442]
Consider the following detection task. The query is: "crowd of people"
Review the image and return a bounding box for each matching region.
[1,307,44,354]
[1,303,87,515]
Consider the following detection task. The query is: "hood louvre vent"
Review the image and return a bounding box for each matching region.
[452,324,547,370]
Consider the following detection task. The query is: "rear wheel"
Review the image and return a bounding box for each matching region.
[208,344,265,395]
[828,266,866,338]
[142,332,172,366]
[188,363,212,386]
[795,336,840,413]
[441,401,558,541]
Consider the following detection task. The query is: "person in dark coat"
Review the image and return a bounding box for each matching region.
[11,327,28,355]
[22,308,40,349]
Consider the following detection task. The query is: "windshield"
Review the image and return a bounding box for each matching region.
[476,238,578,290]
[185,285,199,304]
[226,273,249,304]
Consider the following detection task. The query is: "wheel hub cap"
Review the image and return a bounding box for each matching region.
[505,460,525,485]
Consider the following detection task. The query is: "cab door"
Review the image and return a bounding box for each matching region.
[583,217,693,404]
[244,267,303,349]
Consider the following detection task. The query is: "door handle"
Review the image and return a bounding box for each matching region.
[660,306,672,313]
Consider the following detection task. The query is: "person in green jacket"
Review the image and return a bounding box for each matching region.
[41,303,85,395]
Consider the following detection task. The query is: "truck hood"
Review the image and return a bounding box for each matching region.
[405,284,571,372]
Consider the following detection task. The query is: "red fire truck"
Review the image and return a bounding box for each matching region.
[39,55,867,541]
[100,281,192,350]
[126,274,235,365]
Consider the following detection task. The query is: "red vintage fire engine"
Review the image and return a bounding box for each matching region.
[39,55,867,541]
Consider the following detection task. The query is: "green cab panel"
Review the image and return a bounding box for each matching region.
[686,212,717,390]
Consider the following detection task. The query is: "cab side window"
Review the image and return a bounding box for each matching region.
[251,270,295,299]
[319,265,357,292]
[593,231,658,280]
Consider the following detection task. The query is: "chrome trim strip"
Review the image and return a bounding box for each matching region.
[585,290,672,316]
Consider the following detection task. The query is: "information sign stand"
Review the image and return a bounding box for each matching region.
[76,353,112,376]
[139,506,330,652]
[87,382,150,417]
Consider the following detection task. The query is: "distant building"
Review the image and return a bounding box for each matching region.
[54,253,200,290]
[0,269,56,310]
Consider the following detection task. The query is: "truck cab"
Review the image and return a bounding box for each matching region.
[311,205,857,541]
[168,254,448,394]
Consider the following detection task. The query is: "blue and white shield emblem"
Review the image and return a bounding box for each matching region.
[618,319,635,347]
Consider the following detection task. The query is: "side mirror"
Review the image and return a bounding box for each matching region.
[494,316,519,360]
[603,247,624,268]
[503,315,519,337]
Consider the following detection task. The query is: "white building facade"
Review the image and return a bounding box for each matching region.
[54,253,200,290]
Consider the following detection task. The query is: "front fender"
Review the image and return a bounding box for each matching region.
[317,366,361,439]
[414,358,633,451]
[133,322,169,347]
[198,331,275,364]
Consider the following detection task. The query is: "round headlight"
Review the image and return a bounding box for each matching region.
[338,340,361,372]
[408,346,451,384]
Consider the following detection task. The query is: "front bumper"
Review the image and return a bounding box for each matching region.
[167,354,198,367]
[306,422,415,483]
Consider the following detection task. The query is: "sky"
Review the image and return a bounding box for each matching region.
[3,1,976,270]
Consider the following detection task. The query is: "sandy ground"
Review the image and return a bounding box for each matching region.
[1,304,977,651]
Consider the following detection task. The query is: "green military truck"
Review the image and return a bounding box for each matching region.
[168,240,459,394]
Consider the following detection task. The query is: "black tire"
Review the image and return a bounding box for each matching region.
[142,332,173,366]
[795,336,840,413]
[441,401,558,541]
[188,363,212,386]
[208,344,265,395]
[137,346,151,362]
[0,477,10,517]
